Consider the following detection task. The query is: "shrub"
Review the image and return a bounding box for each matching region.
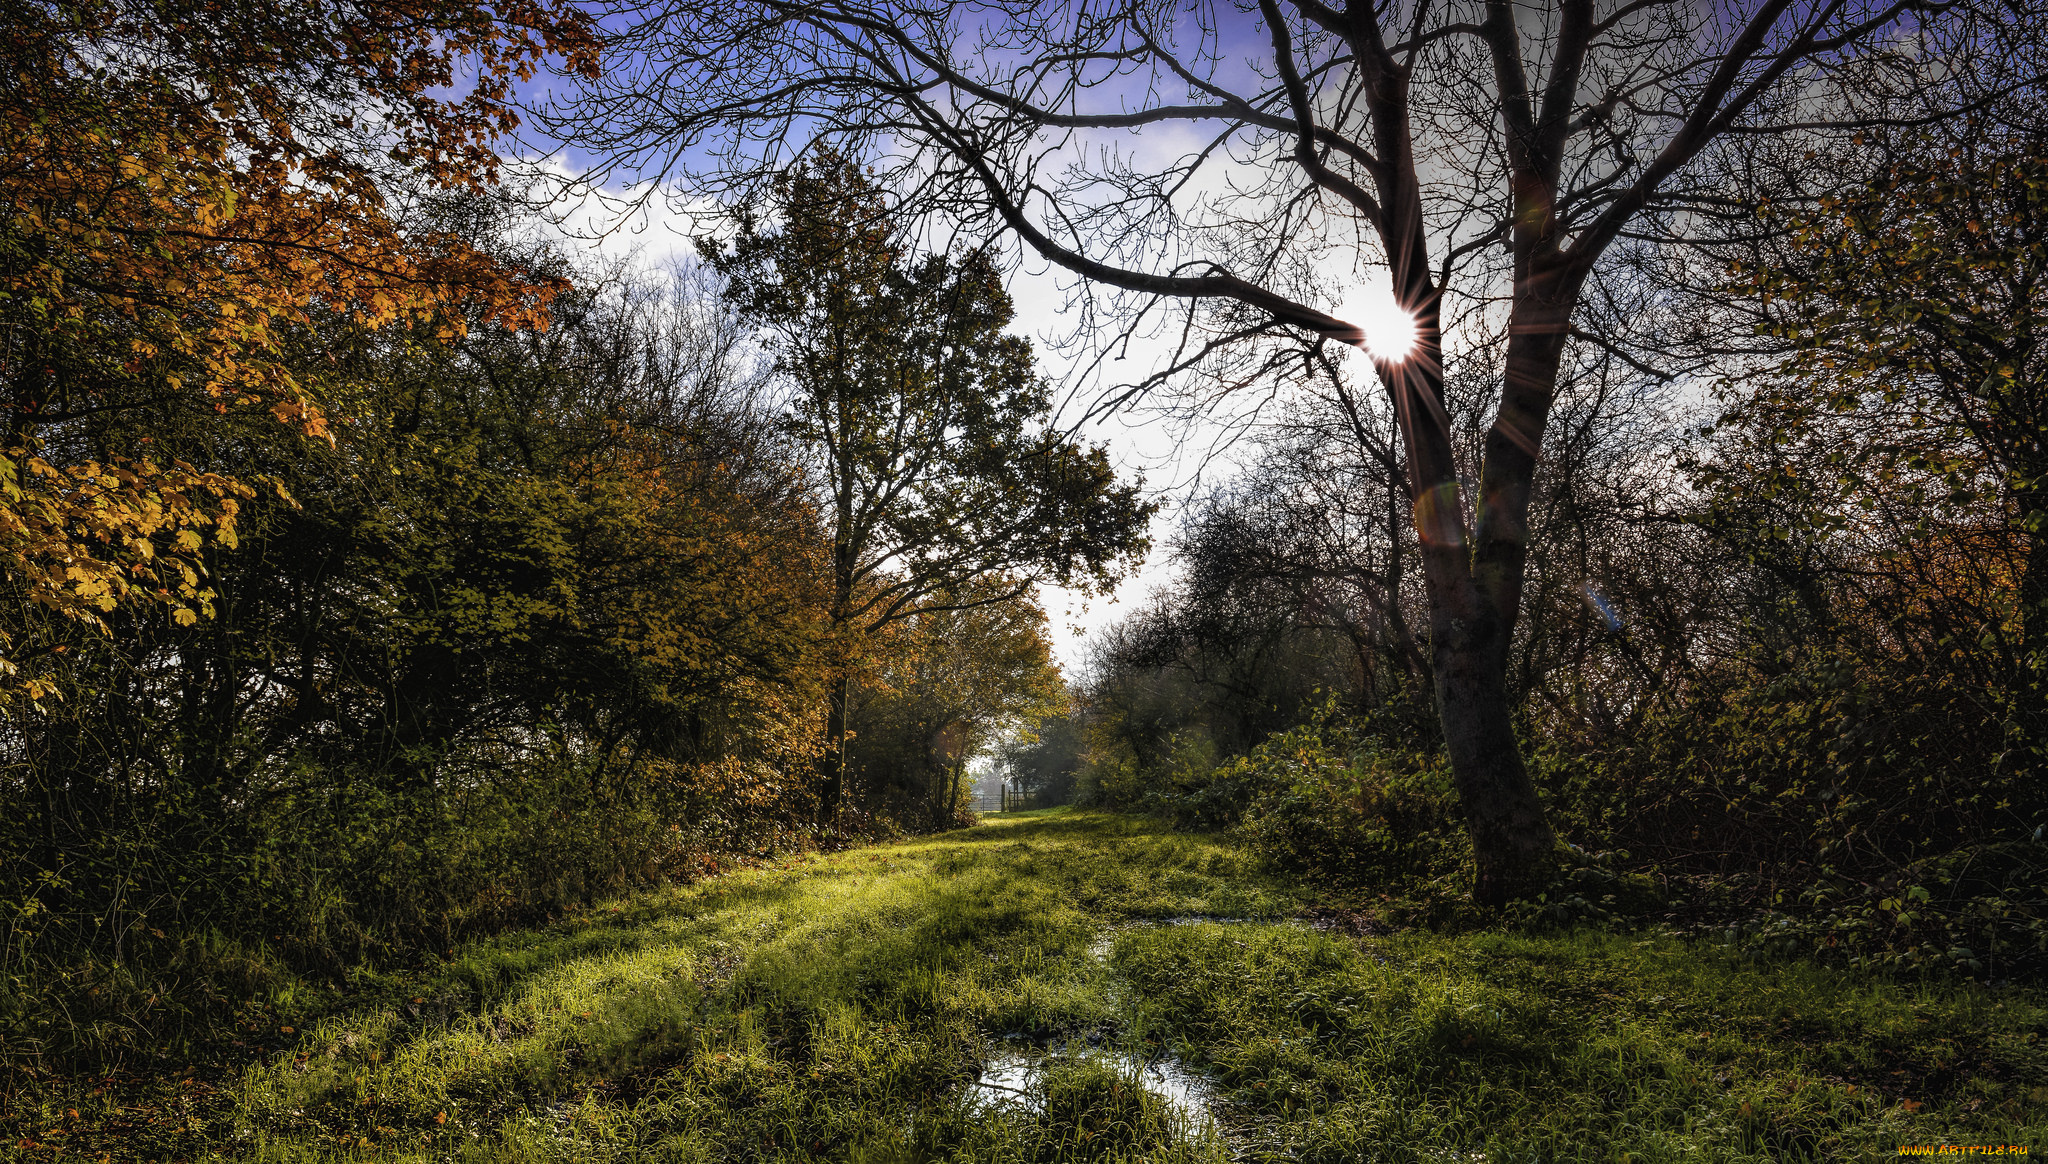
[1533,647,2048,977]
[0,748,821,1072]
[1227,712,1467,894]
[1073,750,1148,811]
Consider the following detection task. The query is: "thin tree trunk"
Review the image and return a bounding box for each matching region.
[948,751,966,819]
[819,673,849,826]
[820,517,857,826]
[2014,493,2048,769]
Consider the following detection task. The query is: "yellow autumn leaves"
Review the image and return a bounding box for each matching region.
[0,0,595,703]
[0,448,247,637]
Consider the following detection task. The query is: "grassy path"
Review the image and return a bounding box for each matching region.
[17,810,2047,1161]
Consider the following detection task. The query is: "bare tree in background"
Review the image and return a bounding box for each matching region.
[550,0,1966,902]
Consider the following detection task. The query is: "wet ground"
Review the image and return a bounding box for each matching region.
[960,914,1313,1151]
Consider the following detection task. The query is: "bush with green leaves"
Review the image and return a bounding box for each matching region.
[1222,712,1467,895]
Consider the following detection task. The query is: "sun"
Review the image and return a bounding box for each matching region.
[1337,288,1419,363]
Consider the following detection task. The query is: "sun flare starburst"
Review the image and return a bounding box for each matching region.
[1337,289,1419,363]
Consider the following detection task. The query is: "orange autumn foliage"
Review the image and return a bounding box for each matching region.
[0,0,596,698]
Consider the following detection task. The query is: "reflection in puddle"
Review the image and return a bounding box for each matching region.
[967,1048,1040,1110]
[962,917,1312,1151]
[966,1045,1219,1138]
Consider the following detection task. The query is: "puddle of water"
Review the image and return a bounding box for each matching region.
[966,1044,1220,1139]
[969,916,1304,1150]
[967,1048,1040,1111]
[1122,1052,1216,1129]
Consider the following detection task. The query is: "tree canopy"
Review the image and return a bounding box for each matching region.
[0,0,596,696]
[704,153,1152,818]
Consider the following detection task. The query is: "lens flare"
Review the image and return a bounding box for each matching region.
[1337,289,1419,362]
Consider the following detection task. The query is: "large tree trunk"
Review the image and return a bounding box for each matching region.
[1383,273,1566,906]
[1407,471,1558,904]
[948,750,967,819]
[1431,609,1555,905]
[1395,393,1559,900]
[1457,292,1577,902]
[1343,67,1562,904]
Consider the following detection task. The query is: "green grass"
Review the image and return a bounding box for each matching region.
[9,810,2045,1161]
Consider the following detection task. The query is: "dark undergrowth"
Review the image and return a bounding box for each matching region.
[1137,703,2048,984]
